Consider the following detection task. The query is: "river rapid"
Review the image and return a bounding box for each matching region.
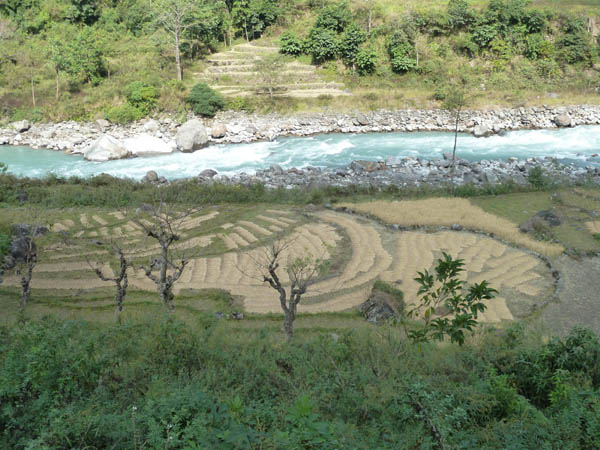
[1,126,600,181]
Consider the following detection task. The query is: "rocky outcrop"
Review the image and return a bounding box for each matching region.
[176,119,209,152]
[11,120,30,133]
[358,285,403,325]
[84,135,129,162]
[123,134,175,156]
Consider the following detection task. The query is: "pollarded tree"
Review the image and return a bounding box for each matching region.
[1,221,46,320]
[87,241,130,323]
[132,201,195,312]
[257,240,329,341]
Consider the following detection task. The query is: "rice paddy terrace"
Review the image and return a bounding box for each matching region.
[0,201,569,326]
[195,42,349,99]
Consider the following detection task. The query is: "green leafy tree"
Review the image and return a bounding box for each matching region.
[307,27,338,64]
[61,27,106,85]
[447,0,476,30]
[338,22,366,68]
[254,53,286,99]
[314,1,352,32]
[279,31,303,55]
[402,252,497,346]
[355,46,377,75]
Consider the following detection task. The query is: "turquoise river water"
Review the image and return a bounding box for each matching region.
[1,126,600,180]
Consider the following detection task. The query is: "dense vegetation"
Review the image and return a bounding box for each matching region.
[1,0,599,122]
[1,317,599,448]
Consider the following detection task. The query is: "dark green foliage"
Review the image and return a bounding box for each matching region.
[314,1,352,33]
[447,0,476,30]
[0,232,10,257]
[307,27,339,64]
[279,31,303,56]
[404,252,497,346]
[556,16,595,65]
[0,317,599,448]
[355,46,377,75]
[388,30,417,73]
[472,24,499,49]
[187,83,225,117]
[338,22,366,66]
[125,81,159,115]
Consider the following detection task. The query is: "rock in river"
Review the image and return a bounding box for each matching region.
[176,119,209,152]
[84,135,130,162]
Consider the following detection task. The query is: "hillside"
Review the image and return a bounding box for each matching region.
[2,0,600,123]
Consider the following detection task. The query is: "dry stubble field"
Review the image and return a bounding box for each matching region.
[2,196,572,328]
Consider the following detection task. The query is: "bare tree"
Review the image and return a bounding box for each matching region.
[152,0,198,81]
[132,202,195,312]
[367,0,374,33]
[257,240,329,341]
[87,241,130,323]
[254,54,286,100]
[441,82,468,193]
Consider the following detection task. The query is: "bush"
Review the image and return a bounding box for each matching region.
[226,96,256,113]
[187,83,224,117]
[528,166,550,189]
[125,81,159,115]
[338,22,366,65]
[0,232,10,257]
[314,2,352,33]
[105,104,145,124]
[307,28,339,64]
[355,47,377,75]
[279,31,303,56]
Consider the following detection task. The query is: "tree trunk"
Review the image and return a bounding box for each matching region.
[283,312,294,341]
[368,0,373,33]
[175,32,182,81]
[451,106,461,194]
[244,21,249,42]
[30,73,36,108]
[55,68,59,101]
[20,266,33,318]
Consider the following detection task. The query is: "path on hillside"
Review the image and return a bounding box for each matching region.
[195,43,350,98]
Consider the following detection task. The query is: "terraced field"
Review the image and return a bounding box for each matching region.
[1,205,557,324]
[196,43,349,98]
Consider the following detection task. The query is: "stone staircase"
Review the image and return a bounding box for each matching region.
[195,43,350,98]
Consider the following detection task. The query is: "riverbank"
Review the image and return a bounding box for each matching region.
[1,105,599,157]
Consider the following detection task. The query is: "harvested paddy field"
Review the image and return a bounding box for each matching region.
[1,200,562,326]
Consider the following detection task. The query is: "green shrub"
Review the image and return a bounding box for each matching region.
[125,81,159,115]
[338,22,366,65]
[528,166,550,189]
[280,31,303,56]
[355,47,377,75]
[0,232,10,257]
[314,2,352,33]
[187,83,224,117]
[226,96,256,113]
[105,104,144,124]
[307,27,339,64]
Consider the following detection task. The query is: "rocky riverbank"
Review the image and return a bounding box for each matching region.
[187,153,600,190]
[0,105,599,161]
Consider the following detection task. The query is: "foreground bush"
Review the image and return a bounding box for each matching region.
[0,317,599,448]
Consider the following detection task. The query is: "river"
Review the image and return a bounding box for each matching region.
[1,126,600,180]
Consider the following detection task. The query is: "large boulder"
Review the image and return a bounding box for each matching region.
[176,119,209,153]
[142,119,160,132]
[554,114,573,128]
[141,170,159,183]
[210,123,227,138]
[358,284,403,325]
[84,135,130,162]
[123,134,176,156]
[473,125,493,138]
[11,120,30,133]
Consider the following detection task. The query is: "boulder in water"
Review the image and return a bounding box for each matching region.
[176,119,209,152]
[123,134,175,156]
[142,170,159,183]
[199,169,218,178]
[473,125,492,138]
[84,135,130,162]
